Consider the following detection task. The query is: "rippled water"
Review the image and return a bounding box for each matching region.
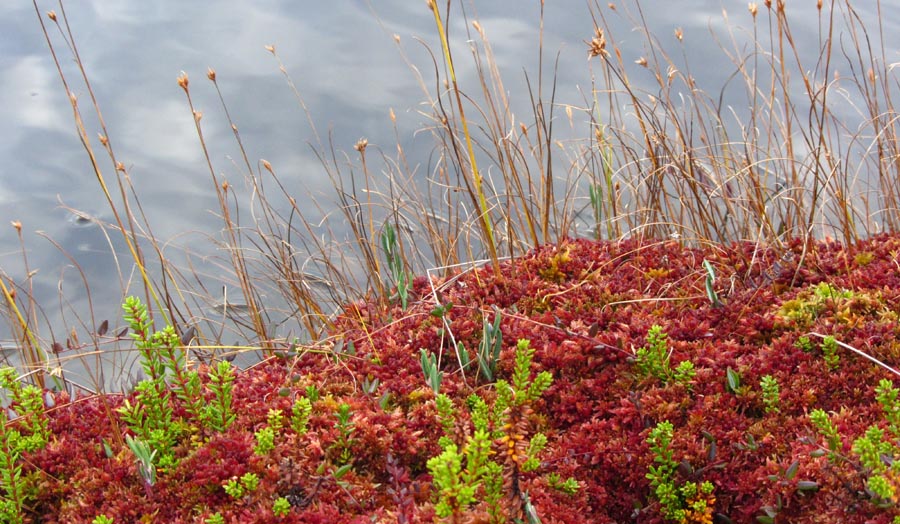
[1,1,897,384]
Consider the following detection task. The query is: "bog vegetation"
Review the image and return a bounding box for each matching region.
[2,0,900,522]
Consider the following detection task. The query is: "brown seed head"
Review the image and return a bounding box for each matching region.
[98,134,108,146]
[393,34,400,44]
[636,56,648,67]
[265,44,275,54]
[588,28,609,59]
[47,10,57,21]
[193,110,202,122]
[354,138,369,153]
[674,27,684,41]
[749,3,758,17]
[222,181,229,192]
[177,72,189,91]
[115,162,125,172]
[207,67,216,82]
[11,221,21,233]
[608,3,616,10]
[764,0,771,8]
[261,159,274,173]
[389,108,396,123]
[817,0,822,9]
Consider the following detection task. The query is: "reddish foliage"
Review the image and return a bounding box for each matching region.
[13,235,900,522]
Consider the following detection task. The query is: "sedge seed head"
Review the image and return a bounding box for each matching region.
[588,28,609,58]
[749,3,758,17]
[47,10,57,21]
[207,67,216,82]
[11,221,21,233]
[177,72,189,91]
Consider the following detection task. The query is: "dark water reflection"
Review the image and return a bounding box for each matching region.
[0,1,897,386]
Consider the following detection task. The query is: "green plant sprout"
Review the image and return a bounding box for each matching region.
[204,513,224,524]
[810,380,900,510]
[0,368,50,452]
[725,367,747,395]
[428,339,570,523]
[329,403,356,466]
[635,325,695,387]
[702,259,722,308]
[273,496,291,517]
[821,336,840,370]
[202,360,236,433]
[223,472,260,499]
[760,375,781,414]
[546,472,581,495]
[809,409,844,463]
[91,515,114,524]
[420,349,442,394]
[291,396,312,435]
[254,409,284,456]
[381,221,410,309]
[305,384,320,404]
[0,410,26,524]
[478,311,502,382]
[646,420,716,523]
[125,434,157,490]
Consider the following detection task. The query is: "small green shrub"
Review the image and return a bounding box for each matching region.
[635,325,695,387]
[273,496,291,517]
[291,396,313,435]
[223,472,259,499]
[760,375,780,414]
[646,420,716,523]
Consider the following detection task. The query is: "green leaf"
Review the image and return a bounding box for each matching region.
[725,367,741,393]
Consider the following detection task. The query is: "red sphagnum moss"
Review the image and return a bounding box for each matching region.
[13,235,900,522]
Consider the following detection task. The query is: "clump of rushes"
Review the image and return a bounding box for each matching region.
[646,421,716,523]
